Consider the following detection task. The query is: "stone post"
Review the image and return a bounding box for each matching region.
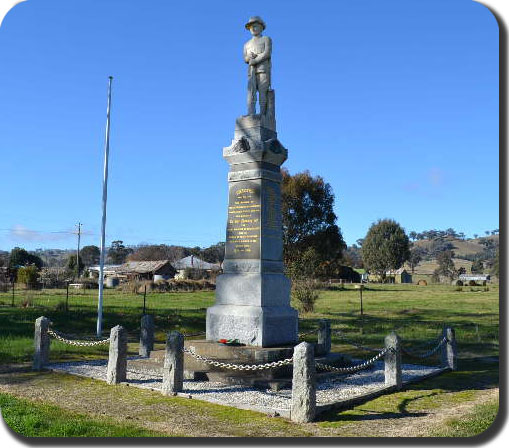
[317,319,331,356]
[162,331,184,395]
[441,327,457,370]
[291,342,316,423]
[33,316,51,371]
[384,331,402,389]
[139,314,154,357]
[106,325,128,385]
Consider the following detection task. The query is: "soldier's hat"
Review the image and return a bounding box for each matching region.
[245,16,266,30]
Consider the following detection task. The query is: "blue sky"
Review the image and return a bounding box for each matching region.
[0,0,499,251]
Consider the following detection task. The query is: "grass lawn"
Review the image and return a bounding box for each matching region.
[0,392,172,437]
[0,282,499,437]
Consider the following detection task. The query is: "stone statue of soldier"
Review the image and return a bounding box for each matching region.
[244,16,272,116]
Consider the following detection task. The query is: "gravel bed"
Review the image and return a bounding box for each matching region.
[47,358,441,413]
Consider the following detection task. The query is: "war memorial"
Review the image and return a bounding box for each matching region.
[30,17,458,424]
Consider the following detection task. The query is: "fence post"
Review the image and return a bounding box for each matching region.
[441,327,457,370]
[291,342,316,423]
[12,281,15,307]
[139,314,154,357]
[162,331,184,395]
[384,331,402,389]
[66,282,69,312]
[106,325,128,384]
[317,319,331,355]
[33,316,51,371]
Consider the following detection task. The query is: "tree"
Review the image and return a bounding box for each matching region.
[471,259,484,274]
[409,231,418,241]
[342,245,364,269]
[107,240,132,264]
[492,248,499,277]
[434,250,456,281]
[66,254,84,277]
[200,242,225,264]
[408,246,425,274]
[361,219,410,282]
[473,234,479,239]
[16,265,39,285]
[9,247,43,270]
[80,245,100,267]
[282,169,346,276]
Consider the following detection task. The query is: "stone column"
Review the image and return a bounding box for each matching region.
[291,342,316,423]
[441,327,457,370]
[206,115,298,347]
[317,319,331,355]
[139,314,154,357]
[162,331,184,395]
[106,325,128,384]
[33,316,51,371]
[384,332,402,389]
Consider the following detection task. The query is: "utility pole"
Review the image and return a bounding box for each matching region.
[76,222,82,279]
[97,76,113,337]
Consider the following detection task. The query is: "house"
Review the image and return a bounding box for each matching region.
[172,255,221,279]
[115,260,177,281]
[368,268,412,284]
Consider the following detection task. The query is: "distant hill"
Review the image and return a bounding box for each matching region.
[404,258,473,276]
[413,235,498,259]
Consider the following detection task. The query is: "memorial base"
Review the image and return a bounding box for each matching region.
[206,303,298,347]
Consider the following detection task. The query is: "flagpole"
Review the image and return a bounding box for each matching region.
[97,76,113,337]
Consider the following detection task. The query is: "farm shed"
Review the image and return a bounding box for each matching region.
[115,260,177,281]
[368,268,413,284]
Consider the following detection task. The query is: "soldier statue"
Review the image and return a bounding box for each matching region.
[244,16,272,116]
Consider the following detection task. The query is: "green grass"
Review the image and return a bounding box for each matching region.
[0,392,173,437]
[432,399,499,437]
[0,283,499,364]
[317,358,499,429]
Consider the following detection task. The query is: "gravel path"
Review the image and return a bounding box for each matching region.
[47,357,441,414]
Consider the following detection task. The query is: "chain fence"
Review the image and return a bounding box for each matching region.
[316,348,389,374]
[183,347,293,371]
[400,336,447,359]
[47,328,110,347]
[331,329,383,353]
[298,328,317,338]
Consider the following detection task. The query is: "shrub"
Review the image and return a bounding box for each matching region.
[17,266,39,285]
[54,301,67,312]
[292,279,320,313]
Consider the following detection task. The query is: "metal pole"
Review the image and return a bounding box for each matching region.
[12,281,14,307]
[76,222,81,279]
[97,76,113,337]
[66,282,69,312]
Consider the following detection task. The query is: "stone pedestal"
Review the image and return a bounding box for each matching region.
[206,114,298,347]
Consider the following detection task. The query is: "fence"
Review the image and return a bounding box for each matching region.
[33,315,457,423]
[0,282,211,316]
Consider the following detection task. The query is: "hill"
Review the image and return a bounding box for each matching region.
[413,235,498,259]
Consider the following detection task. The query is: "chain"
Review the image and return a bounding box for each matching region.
[158,330,206,338]
[298,329,317,338]
[182,331,206,338]
[183,347,293,371]
[316,348,389,374]
[332,330,383,353]
[48,328,110,347]
[401,336,447,359]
